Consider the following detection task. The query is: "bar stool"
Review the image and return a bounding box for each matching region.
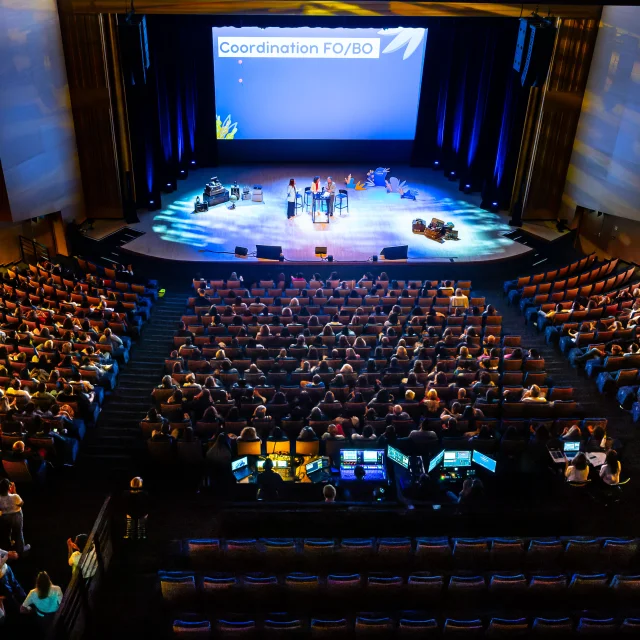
[312,194,328,223]
[335,189,349,216]
[294,191,303,215]
[303,187,313,212]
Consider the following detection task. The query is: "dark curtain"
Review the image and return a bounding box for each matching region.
[412,18,528,207]
[121,16,217,207]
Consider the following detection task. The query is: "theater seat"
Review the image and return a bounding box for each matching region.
[452,539,489,568]
[377,537,412,565]
[531,617,573,636]
[264,616,305,637]
[173,619,211,639]
[527,540,564,568]
[397,615,438,637]
[620,618,640,635]
[355,614,394,636]
[490,539,525,569]
[576,618,617,636]
[159,572,197,606]
[415,537,452,569]
[310,618,349,638]
[216,618,257,638]
[601,538,639,569]
[185,539,220,566]
[443,618,483,637]
[406,573,444,601]
[486,617,528,637]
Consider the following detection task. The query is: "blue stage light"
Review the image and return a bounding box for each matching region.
[466,184,471,189]
[191,160,196,165]
[149,200,155,204]
[493,202,498,206]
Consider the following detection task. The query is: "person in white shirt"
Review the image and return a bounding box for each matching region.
[0,479,30,556]
[599,449,621,485]
[67,534,97,579]
[310,176,322,215]
[286,178,297,220]
[565,452,589,482]
[21,571,62,618]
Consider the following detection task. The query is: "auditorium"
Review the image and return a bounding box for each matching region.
[1,0,640,637]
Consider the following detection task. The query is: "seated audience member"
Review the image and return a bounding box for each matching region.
[321,424,345,441]
[297,426,318,442]
[377,425,397,448]
[522,385,547,403]
[20,571,62,620]
[257,458,283,501]
[237,426,260,442]
[323,484,337,503]
[342,465,374,502]
[352,425,376,441]
[449,288,469,310]
[600,450,621,486]
[565,452,589,482]
[408,419,438,442]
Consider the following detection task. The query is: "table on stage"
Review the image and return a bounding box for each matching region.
[312,192,331,224]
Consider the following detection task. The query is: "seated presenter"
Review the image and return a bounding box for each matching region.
[310,176,322,214]
[325,177,336,217]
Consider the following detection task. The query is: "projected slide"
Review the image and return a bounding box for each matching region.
[212,26,427,140]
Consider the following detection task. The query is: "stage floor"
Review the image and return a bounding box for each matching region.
[123,165,532,263]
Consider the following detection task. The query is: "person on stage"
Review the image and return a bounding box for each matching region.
[286,178,297,220]
[310,176,322,215]
[325,176,336,217]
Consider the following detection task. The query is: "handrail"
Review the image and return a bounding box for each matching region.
[47,496,113,640]
[18,235,50,264]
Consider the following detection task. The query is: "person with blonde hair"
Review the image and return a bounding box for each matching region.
[421,388,440,415]
[323,484,337,502]
[123,476,149,540]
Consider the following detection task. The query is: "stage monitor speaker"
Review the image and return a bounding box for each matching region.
[235,246,248,257]
[256,245,283,261]
[520,20,556,88]
[315,246,327,257]
[380,245,408,260]
[513,18,530,72]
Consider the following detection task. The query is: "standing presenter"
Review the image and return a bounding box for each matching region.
[286,178,297,220]
[325,176,336,217]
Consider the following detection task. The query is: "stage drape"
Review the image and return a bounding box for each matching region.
[126,15,526,208]
[412,18,527,207]
[121,17,218,206]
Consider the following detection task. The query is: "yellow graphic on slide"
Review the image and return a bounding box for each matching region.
[216,114,238,139]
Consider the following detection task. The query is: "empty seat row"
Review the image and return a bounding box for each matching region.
[178,537,639,571]
[160,570,640,608]
[173,613,640,638]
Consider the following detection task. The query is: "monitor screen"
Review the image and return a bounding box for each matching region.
[232,456,248,472]
[472,450,497,473]
[443,451,472,468]
[340,449,385,466]
[387,445,409,470]
[305,458,324,475]
[564,441,580,453]
[212,26,428,140]
[428,450,445,473]
[257,459,288,471]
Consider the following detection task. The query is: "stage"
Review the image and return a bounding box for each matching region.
[122,165,533,264]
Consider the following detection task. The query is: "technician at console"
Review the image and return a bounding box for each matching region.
[342,465,373,502]
[257,458,284,501]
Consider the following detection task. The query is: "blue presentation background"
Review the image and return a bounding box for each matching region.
[212,26,427,140]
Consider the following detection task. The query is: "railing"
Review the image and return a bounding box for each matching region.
[19,235,50,264]
[47,496,113,640]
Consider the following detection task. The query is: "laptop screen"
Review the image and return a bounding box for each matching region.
[564,441,580,453]
[443,451,472,468]
[428,450,445,473]
[387,445,409,470]
[472,450,497,473]
[305,458,324,475]
[231,456,248,472]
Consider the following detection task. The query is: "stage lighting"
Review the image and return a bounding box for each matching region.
[447,170,457,182]
[489,201,500,213]
[433,160,440,169]
[461,183,472,194]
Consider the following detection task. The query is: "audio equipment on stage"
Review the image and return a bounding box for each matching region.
[203,177,230,206]
[514,16,556,88]
[256,245,283,261]
[380,245,408,261]
[252,185,264,202]
[235,246,248,257]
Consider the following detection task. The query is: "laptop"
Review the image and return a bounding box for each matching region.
[305,457,330,483]
[563,441,581,460]
[232,456,252,481]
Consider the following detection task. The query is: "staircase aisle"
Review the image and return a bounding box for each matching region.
[491,286,640,475]
[76,290,188,486]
